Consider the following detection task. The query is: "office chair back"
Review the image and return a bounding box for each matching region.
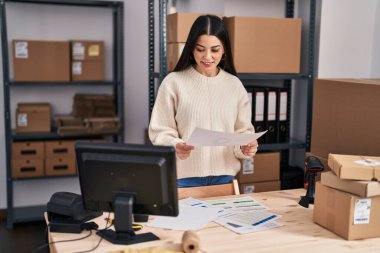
[178,179,240,199]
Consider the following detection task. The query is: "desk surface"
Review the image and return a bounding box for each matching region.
[48,189,380,253]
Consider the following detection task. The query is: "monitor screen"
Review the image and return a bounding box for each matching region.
[75,142,179,245]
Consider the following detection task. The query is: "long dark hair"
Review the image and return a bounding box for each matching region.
[173,14,237,76]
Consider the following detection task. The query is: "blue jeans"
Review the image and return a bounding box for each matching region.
[177,175,234,188]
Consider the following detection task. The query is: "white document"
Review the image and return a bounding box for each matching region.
[204,196,268,212]
[214,210,283,234]
[187,128,267,147]
[147,203,222,231]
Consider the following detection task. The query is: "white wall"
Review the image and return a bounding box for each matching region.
[318,0,380,78]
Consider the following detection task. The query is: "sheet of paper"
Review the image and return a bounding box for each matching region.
[203,196,268,212]
[214,210,283,234]
[187,128,267,147]
[147,203,222,231]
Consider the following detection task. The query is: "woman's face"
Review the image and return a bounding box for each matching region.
[192,35,224,77]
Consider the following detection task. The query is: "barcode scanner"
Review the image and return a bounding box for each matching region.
[299,156,324,208]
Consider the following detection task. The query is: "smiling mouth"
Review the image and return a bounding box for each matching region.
[202,61,214,66]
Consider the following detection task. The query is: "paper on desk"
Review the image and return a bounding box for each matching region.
[214,210,283,234]
[204,196,269,212]
[187,128,267,147]
[147,203,222,231]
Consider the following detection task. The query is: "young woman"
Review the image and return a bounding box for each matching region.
[149,14,258,187]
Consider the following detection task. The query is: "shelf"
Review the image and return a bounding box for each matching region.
[258,139,306,151]
[152,72,311,81]
[6,0,120,8]
[8,81,119,87]
[12,174,78,181]
[237,73,310,80]
[12,129,118,141]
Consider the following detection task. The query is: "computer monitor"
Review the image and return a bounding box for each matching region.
[75,142,179,245]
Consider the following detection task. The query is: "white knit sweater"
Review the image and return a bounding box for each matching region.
[149,66,255,179]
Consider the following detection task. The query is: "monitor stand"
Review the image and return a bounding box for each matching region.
[96,192,159,245]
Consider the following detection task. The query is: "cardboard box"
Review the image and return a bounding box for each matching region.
[12,141,44,159]
[239,180,281,194]
[71,61,105,81]
[45,140,75,158]
[224,16,301,73]
[13,40,70,81]
[167,13,203,43]
[71,41,104,61]
[321,171,380,198]
[314,182,380,240]
[311,79,380,159]
[71,41,105,81]
[237,152,280,183]
[328,154,380,181]
[45,157,76,176]
[12,159,44,178]
[16,103,51,133]
[167,42,185,71]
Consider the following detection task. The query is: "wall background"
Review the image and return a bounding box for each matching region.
[1,0,379,210]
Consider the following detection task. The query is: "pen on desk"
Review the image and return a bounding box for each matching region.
[252,215,277,226]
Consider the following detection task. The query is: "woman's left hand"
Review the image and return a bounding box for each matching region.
[240,140,258,158]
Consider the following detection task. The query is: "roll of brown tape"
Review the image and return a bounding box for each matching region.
[182,230,201,253]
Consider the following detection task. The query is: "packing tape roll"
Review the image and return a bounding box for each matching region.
[182,230,201,253]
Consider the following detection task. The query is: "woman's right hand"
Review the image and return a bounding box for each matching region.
[175,143,195,160]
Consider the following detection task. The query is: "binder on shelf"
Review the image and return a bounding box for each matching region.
[279,90,288,143]
[252,89,265,144]
[266,89,277,144]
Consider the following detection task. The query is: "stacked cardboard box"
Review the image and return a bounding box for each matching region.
[13,40,70,81]
[16,103,51,133]
[71,40,105,81]
[166,13,302,74]
[236,152,281,193]
[11,140,77,178]
[309,79,380,163]
[167,12,203,71]
[72,94,115,118]
[224,16,302,73]
[55,94,120,136]
[313,154,380,240]
[12,141,45,178]
[45,140,76,176]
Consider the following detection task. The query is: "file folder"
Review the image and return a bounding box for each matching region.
[279,90,288,142]
[253,89,265,144]
[266,89,277,143]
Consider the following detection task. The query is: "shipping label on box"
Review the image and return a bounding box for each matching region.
[328,154,380,181]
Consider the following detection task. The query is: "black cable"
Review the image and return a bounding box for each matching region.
[70,212,111,253]
[31,227,93,253]
[32,212,111,253]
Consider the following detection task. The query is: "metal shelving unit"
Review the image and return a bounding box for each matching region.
[148,0,316,147]
[148,0,316,189]
[0,0,124,229]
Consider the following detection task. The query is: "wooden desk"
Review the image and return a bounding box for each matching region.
[47,189,380,253]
